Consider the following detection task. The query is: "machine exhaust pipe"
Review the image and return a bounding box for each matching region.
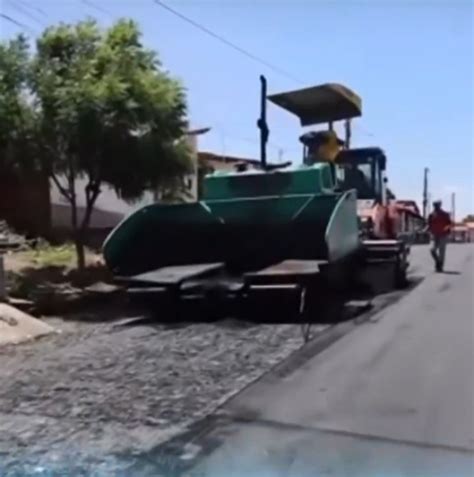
[257,75,269,169]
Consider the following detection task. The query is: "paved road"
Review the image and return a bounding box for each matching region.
[189,244,474,477]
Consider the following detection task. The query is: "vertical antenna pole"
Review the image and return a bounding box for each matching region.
[422,167,429,220]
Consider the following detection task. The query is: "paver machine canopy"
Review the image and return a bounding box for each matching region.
[268,83,362,127]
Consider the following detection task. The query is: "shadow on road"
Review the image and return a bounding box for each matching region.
[116,274,426,344]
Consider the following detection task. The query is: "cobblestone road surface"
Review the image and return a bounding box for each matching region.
[0,314,319,475]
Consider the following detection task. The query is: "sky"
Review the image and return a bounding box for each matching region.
[1,0,473,218]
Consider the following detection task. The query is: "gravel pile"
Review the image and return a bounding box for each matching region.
[0,317,326,475]
[0,221,27,250]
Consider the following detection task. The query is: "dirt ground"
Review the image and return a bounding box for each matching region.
[0,309,325,476]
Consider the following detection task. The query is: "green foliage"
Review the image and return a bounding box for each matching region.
[31,18,191,199]
[0,35,36,172]
[0,18,192,268]
[22,243,78,268]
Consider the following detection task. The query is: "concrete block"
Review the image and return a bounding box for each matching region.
[0,303,56,346]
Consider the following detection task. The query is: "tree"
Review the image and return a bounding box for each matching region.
[0,35,36,173]
[0,19,192,269]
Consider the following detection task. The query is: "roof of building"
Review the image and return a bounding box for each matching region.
[186,127,211,136]
[396,200,421,216]
[395,205,424,220]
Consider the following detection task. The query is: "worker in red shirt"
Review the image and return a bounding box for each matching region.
[427,200,452,272]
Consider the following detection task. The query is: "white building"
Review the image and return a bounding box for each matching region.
[50,128,207,230]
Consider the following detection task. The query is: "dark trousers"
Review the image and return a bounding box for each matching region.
[431,235,448,269]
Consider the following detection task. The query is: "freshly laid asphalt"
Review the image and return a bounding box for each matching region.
[188,244,474,477]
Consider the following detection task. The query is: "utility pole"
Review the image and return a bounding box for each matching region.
[451,192,456,223]
[257,75,269,169]
[422,167,429,220]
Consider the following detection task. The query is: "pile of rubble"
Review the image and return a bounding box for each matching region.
[0,221,27,251]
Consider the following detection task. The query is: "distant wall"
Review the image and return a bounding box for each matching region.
[50,177,157,230]
[49,133,200,230]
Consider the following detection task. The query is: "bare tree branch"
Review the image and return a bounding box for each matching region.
[81,175,102,231]
[50,172,72,202]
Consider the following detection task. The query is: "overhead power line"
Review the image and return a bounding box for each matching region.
[152,0,303,85]
[0,12,37,34]
[7,0,46,27]
[81,0,114,18]
[16,0,48,18]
